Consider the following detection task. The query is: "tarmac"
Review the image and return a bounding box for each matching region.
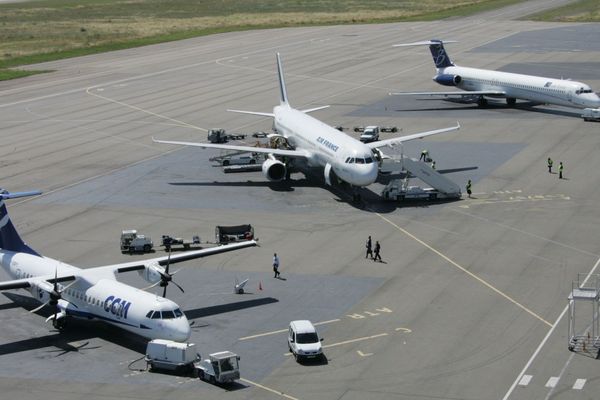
[1,0,600,399]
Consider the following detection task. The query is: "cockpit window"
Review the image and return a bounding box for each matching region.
[174,308,183,318]
[365,157,373,164]
[162,310,175,319]
[151,311,161,319]
[355,158,365,164]
[146,310,153,318]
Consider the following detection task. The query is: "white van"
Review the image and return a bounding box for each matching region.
[288,320,324,361]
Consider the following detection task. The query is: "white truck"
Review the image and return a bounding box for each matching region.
[145,339,200,373]
[120,230,153,253]
[359,126,380,143]
[582,108,600,122]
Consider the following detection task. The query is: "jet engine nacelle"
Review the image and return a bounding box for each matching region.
[434,74,462,87]
[262,158,286,181]
[139,261,165,284]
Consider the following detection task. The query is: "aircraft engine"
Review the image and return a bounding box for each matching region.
[31,281,55,303]
[262,158,286,181]
[139,261,165,284]
[434,74,462,87]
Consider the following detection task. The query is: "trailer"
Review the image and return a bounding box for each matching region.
[196,351,240,384]
[226,133,247,141]
[145,339,200,373]
[161,234,201,250]
[216,224,254,244]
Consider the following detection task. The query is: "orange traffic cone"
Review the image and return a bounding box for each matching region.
[259,281,263,291]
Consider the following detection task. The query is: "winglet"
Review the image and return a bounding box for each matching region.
[276,53,289,107]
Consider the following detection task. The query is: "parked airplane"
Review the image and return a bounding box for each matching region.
[391,39,600,109]
[0,189,256,342]
[154,53,459,201]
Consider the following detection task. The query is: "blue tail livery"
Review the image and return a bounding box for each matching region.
[0,189,42,256]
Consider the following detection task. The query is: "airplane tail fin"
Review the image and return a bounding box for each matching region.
[0,189,42,256]
[276,53,290,107]
[393,39,457,69]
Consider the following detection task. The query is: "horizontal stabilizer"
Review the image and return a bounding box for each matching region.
[301,105,330,114]
[393,40,458,47]
[227,109,274,117]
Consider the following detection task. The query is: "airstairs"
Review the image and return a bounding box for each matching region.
[380,156,461,201]
[568,274,600,355]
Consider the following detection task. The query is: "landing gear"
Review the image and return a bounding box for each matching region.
[477,97,488,107]
[351,186,361,203]
[506,97,516,106]
[52,317,66,330]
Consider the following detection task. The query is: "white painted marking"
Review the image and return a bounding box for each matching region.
[240,378,299,400]
[357,350,373,357]
[238,318,340,341]
[518,375,532,386]
[545,377,559,388]
[395,327,412,333]
[573,379,586,390]
[502,256,600,400]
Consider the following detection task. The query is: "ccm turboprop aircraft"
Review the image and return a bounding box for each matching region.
[391,40,600,109]
[154,53,460,201]
[0,189,256,342]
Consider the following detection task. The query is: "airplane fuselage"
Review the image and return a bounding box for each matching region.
[438,66,600,108]
[273,105,379,187]
[0,250,191,342]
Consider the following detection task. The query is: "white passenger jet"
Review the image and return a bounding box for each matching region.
[154,53,459,201]
[391,40,600,109]
[0,189,256,342]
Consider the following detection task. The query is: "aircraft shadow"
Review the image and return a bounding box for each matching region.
[183,297,278,320]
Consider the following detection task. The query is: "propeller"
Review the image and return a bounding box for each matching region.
[30,269,76,314]
[142,248,184,297]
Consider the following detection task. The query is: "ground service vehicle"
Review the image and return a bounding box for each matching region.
[145,339,200,373]
[582,108,600,121]
[120,230,153,253]
[222,153,260,166]
[216,225,254,243]
[208,129,228,143]
[359,126,380,143]
[196,351,241,384]
[161,235,201,250]
[288,320,324,361]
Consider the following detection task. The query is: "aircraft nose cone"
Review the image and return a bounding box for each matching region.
[170,318,192,342]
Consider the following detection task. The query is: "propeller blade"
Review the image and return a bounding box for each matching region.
[171,280,185,294]
[142,281,161,291]
[30,300,49,314]
[162,284,167,298]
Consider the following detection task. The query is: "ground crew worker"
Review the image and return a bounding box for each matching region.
[420,149,429,161]
[466,179,472,198]
[373,241,382,262]
[559,162,564,179]
[365,235,373,259]
[547,157,553,173]
[273,253,280,278]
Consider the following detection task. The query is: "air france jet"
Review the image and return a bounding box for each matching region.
[391,40,600,109]
[154,53,459,200]
[0,189,256,342]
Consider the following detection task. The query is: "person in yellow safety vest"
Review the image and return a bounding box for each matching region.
[547,157,553,173]
[420,149,429,161]
[466,179,472,198]
[559,162,564,179]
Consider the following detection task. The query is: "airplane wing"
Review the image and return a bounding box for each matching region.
[390,90,506,97]
[365,123,460,150]
[153,138,310,159]
[0,274,76,291]
[87,240,258,276]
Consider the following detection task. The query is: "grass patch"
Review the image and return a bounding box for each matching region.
[527,0,600,22]
[0,0,525,79]
[0,68,49,81]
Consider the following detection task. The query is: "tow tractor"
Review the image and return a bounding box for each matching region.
[120,230,153,253]
[196,351,241,384]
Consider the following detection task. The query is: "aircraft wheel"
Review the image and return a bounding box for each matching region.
[506,98,516,106]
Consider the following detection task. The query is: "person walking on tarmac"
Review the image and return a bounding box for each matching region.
[365,236,373,259]
[547,157,553,173]
[373,241,382,262]
[466,179,472,198]
[420,149,429,161]
[559,162,564,179]
[273,253,280,278]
